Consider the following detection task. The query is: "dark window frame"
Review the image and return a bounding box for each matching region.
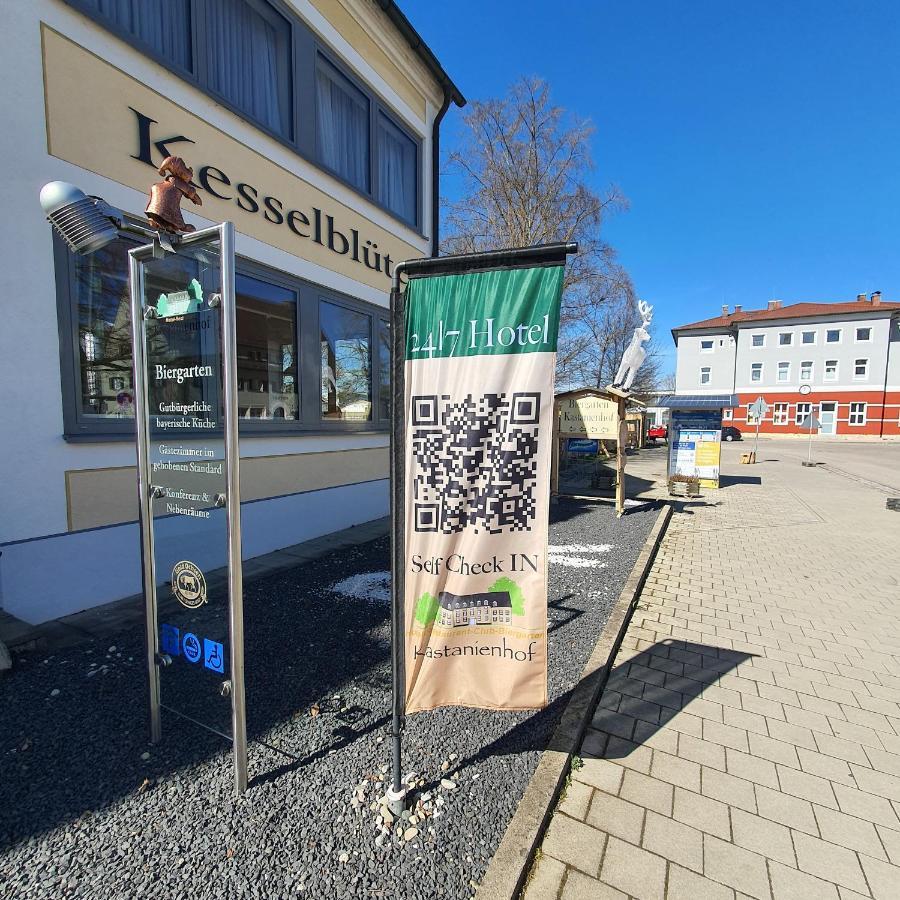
[63,0,424,232]
[54,234,390,441]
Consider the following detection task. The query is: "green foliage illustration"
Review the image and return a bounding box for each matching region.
[489,576,525,616]
[414,591,439,625]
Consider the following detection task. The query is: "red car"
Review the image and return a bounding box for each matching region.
[647,424,668,442]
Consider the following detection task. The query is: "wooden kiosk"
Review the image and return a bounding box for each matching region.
[552,387,631,515]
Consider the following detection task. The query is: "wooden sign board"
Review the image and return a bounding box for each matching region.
[557,395,618,439]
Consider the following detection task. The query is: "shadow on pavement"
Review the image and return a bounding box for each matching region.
[587,639,754,756]
[719,474,762,487]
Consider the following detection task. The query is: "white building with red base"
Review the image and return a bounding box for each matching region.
[673,293,900,438]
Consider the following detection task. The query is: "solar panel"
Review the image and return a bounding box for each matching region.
[654,394,738,409]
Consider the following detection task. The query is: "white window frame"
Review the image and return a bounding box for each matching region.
[746,403,761,425]
[751,333,765,348]
[750,362,763,383]
[824,359,838,381]
[773,402,789,425]
[853,358,869,380]
[801,330,816,345]
[826,328,842,344]
[795,402,812,425]
[848,402,867,426]
[776,361,790,383]
[778,332,793,346]
[723,408,733,421]
[699,339,714,353]
[799,360,813,381]
[699,366,711,385]
[855,326,872,343]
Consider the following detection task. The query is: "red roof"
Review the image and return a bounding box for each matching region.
[674,300,900,332]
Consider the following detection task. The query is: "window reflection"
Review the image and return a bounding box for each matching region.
[379,320,390,420]
[236,273,298,420]
[321,301,371,420]
[74,240,134,418]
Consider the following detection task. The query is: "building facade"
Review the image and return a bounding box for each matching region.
[0,0,463,624]
[673,295,900,438]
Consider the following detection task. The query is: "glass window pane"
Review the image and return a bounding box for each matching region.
[321,301,371,421]
[84,0,191,69]
[197,0,292,138]
[377,112,417,224]
[316,57,370,191]
[379,320,390,420]
[236,273,298,420]
[74,239,136,419]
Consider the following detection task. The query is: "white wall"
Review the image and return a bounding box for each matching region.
[674,331,736,394]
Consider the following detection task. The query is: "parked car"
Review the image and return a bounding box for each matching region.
[722,425,742,441]
[647,424,668,442]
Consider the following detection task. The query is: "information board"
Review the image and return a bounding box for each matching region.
[668,409,722,488]
[130,223,247,793]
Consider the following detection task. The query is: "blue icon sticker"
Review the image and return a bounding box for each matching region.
[182,632,202,664]
[160,624,180,656]
[204,639,225,673]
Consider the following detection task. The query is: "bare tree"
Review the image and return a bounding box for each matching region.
[443,77,654,388]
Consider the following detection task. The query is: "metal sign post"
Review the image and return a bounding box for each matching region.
[129,222,247,795]
[749,396,769,463]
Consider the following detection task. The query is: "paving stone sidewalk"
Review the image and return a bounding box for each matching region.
[526,449,900,899]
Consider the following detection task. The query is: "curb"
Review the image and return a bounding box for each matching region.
[477,501,673,900]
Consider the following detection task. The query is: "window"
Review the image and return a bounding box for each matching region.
[800,360,813,381]
[751,334,765,348]
[199,0,292,138]
[795,402,812,425]
[56,236,390,436]
[777,361,790,383]
[723,408,733,421]
[377,112,418,225]
[849,402,867,426]
[773,403,789,425]
[824,359,838,381]
[854,358,869,380]
[779,332,793,346]
[235,273,298,420]
[751,362,763,382]
[699,366,711,385]
[746,403,762,425]
[856,326,872,342]
[826,328,841,343]
[68,0,422,228]
[801,330,816,344]
[700,339,714,352]
[78,0,192,69]
[316,55,370,192]
[321,301,372,421]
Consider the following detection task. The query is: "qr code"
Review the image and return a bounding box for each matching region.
[411,392,540,534]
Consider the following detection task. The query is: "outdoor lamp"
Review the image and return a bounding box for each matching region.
[39,181,159,255]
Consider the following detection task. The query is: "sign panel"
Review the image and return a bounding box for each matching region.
[557,394,618,439]
[139,243,236,740]
[566,438,600,455]
[403,265,565,712]
[668,409,723,488]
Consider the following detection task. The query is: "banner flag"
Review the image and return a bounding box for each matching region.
[403,264,565,713]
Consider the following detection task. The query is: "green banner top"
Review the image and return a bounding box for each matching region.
[404,265,564,360]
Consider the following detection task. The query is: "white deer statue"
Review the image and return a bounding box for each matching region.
[612,300,653,392]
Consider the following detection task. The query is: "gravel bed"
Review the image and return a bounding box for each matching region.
[0,501,657,899]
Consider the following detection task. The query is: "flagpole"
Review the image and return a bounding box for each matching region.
[387,271,408,815]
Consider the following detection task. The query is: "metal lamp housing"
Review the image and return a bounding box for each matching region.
[39,181,121,255]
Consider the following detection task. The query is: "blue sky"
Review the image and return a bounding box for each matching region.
[402,0,900,374]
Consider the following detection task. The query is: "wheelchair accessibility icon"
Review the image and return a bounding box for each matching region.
[204,638,224,673]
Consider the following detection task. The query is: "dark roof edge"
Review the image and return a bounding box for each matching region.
[376,1,466,107]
